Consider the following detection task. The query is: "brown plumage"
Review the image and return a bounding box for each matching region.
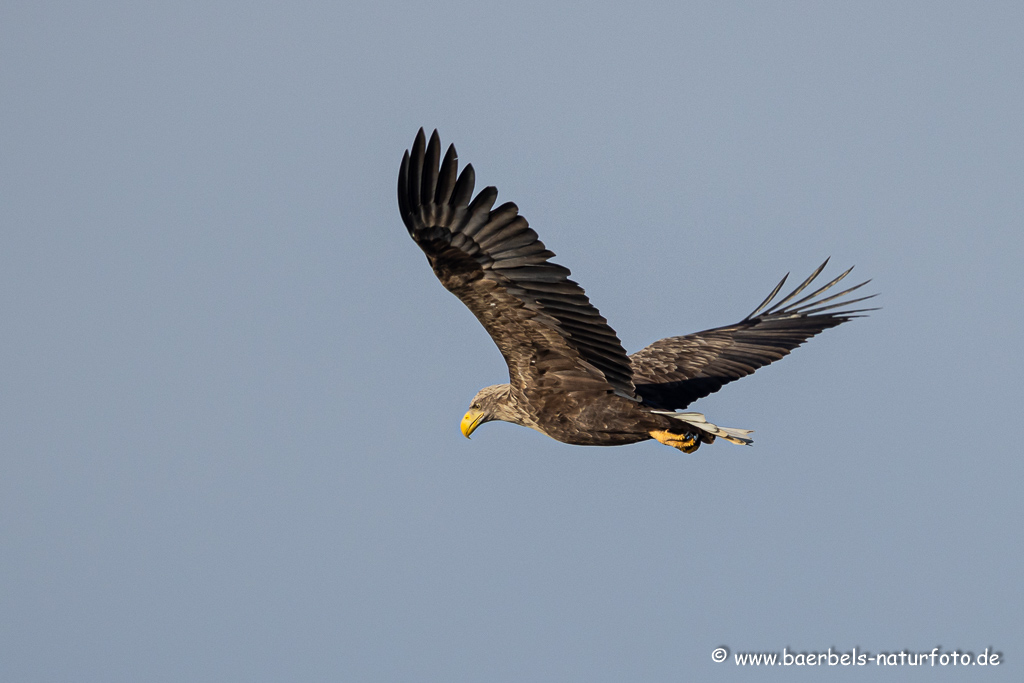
[398,129,875,452]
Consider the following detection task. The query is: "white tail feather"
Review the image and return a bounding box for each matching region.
[650,410,754,446]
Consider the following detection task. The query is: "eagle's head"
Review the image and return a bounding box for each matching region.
[460,384,520,438]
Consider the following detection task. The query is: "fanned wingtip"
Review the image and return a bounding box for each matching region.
[763,259,832,315]
[747,259,879,322]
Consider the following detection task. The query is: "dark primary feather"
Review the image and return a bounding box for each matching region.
[398,129,637,397]
[629,259,877,410]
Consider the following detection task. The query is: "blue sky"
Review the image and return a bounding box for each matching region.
[2,2,1021,680]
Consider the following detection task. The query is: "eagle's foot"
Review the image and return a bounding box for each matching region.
[650,429,701,453]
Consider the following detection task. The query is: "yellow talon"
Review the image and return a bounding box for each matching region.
[650,429,701,453]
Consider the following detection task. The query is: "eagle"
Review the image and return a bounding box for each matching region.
[398,129,874,453]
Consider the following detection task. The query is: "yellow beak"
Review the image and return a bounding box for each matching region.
[460,409,486,439]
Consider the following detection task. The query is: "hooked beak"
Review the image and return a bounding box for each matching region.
[460,409,486,439]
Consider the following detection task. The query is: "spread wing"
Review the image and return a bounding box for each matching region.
[398,129,636,397]
[629,260,876,410]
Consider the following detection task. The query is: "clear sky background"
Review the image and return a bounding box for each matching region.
[2,2,1021,681]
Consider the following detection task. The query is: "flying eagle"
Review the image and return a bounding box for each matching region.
[398,129,874,453]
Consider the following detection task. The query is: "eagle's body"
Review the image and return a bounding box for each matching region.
[399,129,874,452]
[478,383,668,447]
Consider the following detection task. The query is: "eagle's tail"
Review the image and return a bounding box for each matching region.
[651,410,754,446]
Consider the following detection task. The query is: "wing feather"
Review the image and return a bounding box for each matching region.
[398,129,635,397]
[630,261,876,409]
